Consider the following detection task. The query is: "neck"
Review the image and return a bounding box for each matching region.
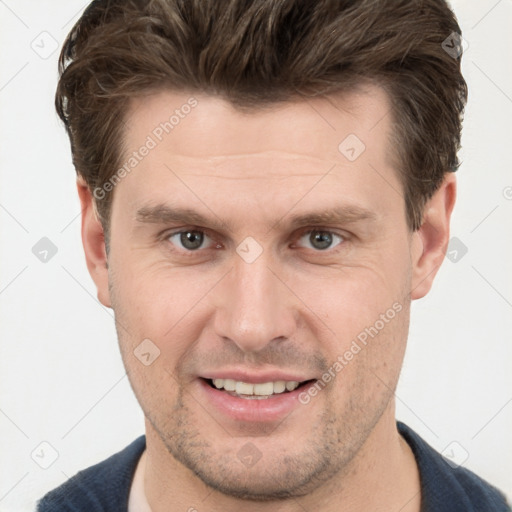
[143,405,421,512]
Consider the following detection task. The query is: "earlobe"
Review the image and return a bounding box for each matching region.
[77,176,112,308]
[410,174,457,300]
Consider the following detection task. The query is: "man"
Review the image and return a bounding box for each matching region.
[38,0,510,510]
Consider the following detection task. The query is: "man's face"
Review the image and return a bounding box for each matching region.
[101,87,419,499]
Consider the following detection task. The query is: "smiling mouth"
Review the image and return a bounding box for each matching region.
[204,378,315,399]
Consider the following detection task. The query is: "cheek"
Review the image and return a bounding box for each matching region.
[291,255,411,393]
[292,260,408,333]
[322,299,410,422]
[109,261,218,358]
[109,268,206,412]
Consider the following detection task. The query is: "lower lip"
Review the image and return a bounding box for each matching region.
[197,378,311,423]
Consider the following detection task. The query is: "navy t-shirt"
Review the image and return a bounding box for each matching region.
[37,422,511,511]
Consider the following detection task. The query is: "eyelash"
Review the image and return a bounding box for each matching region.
[162,227,347,255]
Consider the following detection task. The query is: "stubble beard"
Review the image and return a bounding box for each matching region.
[142,376,394,502]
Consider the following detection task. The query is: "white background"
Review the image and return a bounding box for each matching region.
[0,1,511,510]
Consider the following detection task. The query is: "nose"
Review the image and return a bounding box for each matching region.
[212,252,297,353]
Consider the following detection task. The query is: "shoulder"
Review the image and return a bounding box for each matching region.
[398,422,511,512]
[36,435,146,512]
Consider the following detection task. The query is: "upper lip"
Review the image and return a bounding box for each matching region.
[200,370,315,384]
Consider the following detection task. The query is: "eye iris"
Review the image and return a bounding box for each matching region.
[310,231,332,250]
[180,231,204,250]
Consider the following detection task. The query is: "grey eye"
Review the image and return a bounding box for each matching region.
[169,230,209,250]
[298,230,343,251]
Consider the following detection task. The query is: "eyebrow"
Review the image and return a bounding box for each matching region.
[285,206,377,229]
[135,203,378,232]
[135,204,229,231]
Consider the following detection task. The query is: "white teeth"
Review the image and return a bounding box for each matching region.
[286,381,299,391]
[253,382,274,396]
[223,378,236,391]
[209,378,303,396]
[235,381,254,395]
[273,380,286,393]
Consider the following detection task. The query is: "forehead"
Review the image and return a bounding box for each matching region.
[124,85,392,165]
[113,86,402,227]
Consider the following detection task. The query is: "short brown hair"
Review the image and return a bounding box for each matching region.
[56,0,467,232]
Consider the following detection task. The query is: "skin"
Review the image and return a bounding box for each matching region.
[78,85,456,511]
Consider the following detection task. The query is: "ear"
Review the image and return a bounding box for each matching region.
[410,173,457,300]
[77,176,111,307]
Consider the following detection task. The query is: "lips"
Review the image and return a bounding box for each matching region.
[196,368,317,421]
[198,376,315,422]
